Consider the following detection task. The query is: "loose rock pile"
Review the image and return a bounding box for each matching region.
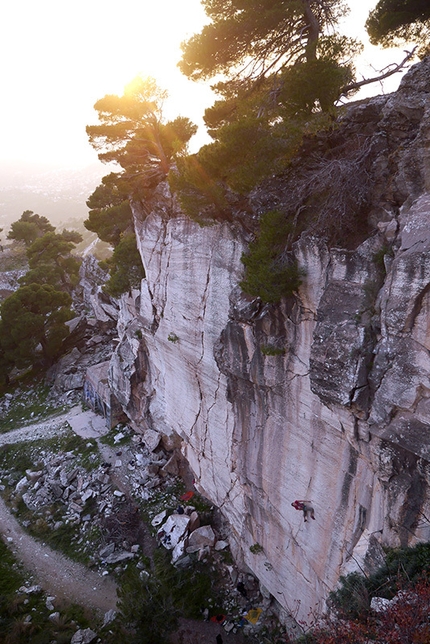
[0,416,287,640]
[0,428,180,567]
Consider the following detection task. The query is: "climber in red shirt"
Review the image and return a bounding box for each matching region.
[291,500,316,522]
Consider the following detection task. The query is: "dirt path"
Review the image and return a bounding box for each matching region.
[0,405,83,447]
[0,494,117,614]
[0,406,118,615]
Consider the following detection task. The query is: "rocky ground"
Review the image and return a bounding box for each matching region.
[0,396,285,643]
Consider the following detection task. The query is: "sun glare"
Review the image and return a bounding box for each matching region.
[0,0,211,166]
[0,0,413,168]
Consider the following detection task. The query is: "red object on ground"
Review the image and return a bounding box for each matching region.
[210,614,226,623]
[180,491,195,502]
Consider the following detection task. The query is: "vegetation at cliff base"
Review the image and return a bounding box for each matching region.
[115,549,217,644]
[297,542,430,643]
[0,538,96,644]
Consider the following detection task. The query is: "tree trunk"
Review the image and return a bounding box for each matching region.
[303,1,320,62]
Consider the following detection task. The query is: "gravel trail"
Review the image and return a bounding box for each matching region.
[0,407,118,615]
[0,405,83,447]
[0,498,117,612]
[0,495,118,613]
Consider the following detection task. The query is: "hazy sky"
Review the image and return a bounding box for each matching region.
[0,0,413,169]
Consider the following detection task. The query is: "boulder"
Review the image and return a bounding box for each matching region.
[71,628,98,644]
[103,551,135,564]
[187,525,216,550]
[159,513,190,550]
[143,429,161,452]
[99,543,115,559]
[188,511,200,533]
[151,510,167,527]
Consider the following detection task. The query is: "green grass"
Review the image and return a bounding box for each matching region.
[0,540,87,644]
[0,540,26,597]
[0,432,100,479]
[115,548,223,643]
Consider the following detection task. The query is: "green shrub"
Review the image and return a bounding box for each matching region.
[261,344,285,356]
[240,210,303,303]
[116,549,218,643]
[329,542,430,620]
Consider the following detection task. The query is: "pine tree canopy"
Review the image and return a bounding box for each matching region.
[366,0,430,55]
[179,0,352,84]
[86,76,197,190]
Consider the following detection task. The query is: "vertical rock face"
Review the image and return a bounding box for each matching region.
[108,59,430,622]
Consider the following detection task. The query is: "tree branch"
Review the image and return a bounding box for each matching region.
[341,47,417,95]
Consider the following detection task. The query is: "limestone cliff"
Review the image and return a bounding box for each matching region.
[107,58,430,625]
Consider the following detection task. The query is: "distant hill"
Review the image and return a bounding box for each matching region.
[0,161,108,233]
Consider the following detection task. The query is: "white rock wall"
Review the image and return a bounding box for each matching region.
[107,192,429,623]
[107,59,430,624]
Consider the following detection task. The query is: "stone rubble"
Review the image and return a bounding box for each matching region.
[0,425,181,567]
[0,412,289,641]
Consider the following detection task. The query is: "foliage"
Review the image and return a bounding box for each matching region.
[168,155,229,221]
[84,172,133,245]
[240,210,302,303]
[1,214,81,382]
[194,111,302,195]
[7,211,55,247]
[328,542,430,620]
[366,0,430,56]
[0,539,96,644]
[0,540,25,598]
[0,283,73,370]
[116,564,179,644]
[116,549,218,643]
[86,77,194,295]
[87,76,197,197]
[0,210,82,378]
[367,542,430,598]
[179,0,354,85]
[261,344,286,356]
[20,231,82,292]
[102,233,145,297]
[172,2,361,206]
[328,572,370,620]
[250,543,264,554]
[310,575,430,643]
[167,332,179,343]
